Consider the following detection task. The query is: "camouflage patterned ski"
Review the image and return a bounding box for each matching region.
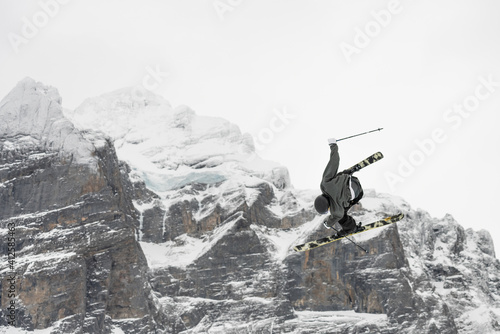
[293,213,404,252]
[341,152,384,174]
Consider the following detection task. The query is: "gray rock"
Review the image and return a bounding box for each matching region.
[0,80,159,333]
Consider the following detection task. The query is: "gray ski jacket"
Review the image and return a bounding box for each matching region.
[320,144,361,224]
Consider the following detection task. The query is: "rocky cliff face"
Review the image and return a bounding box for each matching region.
[0,79,160,333]
[1,79,499,334]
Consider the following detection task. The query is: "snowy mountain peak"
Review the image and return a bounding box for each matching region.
[65,87,291,192]
[78,86,172,115]
[0,78,98,168]
[0,77,62,137]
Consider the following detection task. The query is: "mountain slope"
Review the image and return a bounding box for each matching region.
[1,79,499,333]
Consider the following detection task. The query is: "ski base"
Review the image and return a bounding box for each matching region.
[293,213,404,252]
[342,152,384,174]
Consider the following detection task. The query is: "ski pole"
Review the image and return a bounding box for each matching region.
[337,128,383,142]
[329,225,368,254]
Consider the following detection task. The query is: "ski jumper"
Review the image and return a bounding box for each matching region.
[320,144,363,232]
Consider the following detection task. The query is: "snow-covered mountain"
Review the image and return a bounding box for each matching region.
[1,79,499,334]
[65,87,291,192]
[0,78,98,168]
[0,78,156,333]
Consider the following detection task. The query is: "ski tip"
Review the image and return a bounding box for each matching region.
[391,212,405,222]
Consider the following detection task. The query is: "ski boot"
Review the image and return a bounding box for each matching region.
[335,222,364,238]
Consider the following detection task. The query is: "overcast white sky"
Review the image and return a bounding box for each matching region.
[2,0,500,255]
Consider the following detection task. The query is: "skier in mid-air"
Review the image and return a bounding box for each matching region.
[294,129,403,253]
[314,138,364,237]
